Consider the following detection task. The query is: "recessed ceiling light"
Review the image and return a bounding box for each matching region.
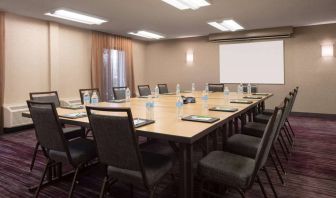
[222,20,244,31]
[161,0,210,10]
[208,20,244,32]
[208,22,229,31]
[128,31,164,39]
[45,9,107,25]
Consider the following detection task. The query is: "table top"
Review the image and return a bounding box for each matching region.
[24,92,272,144]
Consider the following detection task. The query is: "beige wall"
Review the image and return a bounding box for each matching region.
[144,24,336,114]
[132,40,147,87]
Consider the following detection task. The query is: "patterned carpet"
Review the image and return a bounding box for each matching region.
[0,116,336,198]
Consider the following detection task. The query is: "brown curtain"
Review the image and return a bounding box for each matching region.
[91,31,135,100]
[0,12,5,134]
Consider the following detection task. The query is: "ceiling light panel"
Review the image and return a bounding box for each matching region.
[161,0,210,10]
[45,9,107,25]
[222,20,244,31]
[208,22,229,31]
[128,31,164,39]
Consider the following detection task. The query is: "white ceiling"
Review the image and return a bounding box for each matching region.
[1,0,336,40]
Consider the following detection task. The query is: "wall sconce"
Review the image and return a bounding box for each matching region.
[321,44,334,57]
[186,49,194,65]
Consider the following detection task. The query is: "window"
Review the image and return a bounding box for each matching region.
[102,49,126,101]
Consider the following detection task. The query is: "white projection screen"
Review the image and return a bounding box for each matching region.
[219,40,284,84]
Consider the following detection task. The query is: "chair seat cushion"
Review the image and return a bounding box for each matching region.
[108,151,173,187]
[242,122,267,138]
[262,109,273,115]
[254,114,271,124]
[198,151,255,189]
[49,138,97,166]
[62,126,85,140]
[225,134,261,159]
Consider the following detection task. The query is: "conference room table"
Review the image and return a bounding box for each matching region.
[23,91,272,198]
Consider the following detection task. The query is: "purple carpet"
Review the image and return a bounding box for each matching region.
[0,116,336,197]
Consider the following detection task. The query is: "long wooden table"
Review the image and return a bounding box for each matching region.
[23,91,272,198]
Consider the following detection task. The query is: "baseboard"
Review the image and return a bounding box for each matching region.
[290,112,336,120]
[3,124,34,134]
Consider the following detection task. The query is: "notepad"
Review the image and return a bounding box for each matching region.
[59,112,87,119]
[60,105,84,110]
[230,99,253,104]
[252,93,269,96]
[209,106,239,112]
[243,96,263,99]
[110,99,126,103]
[161,92,176,95]
[133,118,155,128]
[182,115,219,123]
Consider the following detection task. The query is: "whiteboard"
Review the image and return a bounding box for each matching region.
[219,40,284,84]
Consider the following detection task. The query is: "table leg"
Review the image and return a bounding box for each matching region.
[222,124,228,150]
[234,117,239,133]
[228,120,234,137]
[179,143,194,198]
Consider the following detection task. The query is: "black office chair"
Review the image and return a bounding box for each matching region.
[29,91,85,171]
[208,83,224,92]
[138,85,151,96]
[198,107,281,198]
[27,101,97,197]
[79,88,100,104]
[157,84,169,94]
[242,84,258,93]
[112,86,127,100]
[86,106,173,197]
[225,100,288,186]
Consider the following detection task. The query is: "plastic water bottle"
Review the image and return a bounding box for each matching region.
[146,96,154,120]
[237,83,242,94]
[247,83,252,94]
[205,83,209,94]
[91,91,99,105]
[201,90,209,109]
[125,87,131,102]
[191,83,196,93]
[224,87,230,103]
[83,91,90,105]
[176,95,184,119]
[154,85,159,98]
[176,83,181,96]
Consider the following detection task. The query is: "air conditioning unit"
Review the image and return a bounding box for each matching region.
[3,103,33,128]
[60,98,82,107]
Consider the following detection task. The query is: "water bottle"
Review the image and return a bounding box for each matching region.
[201,90,209,109]
[176,83,181,96]
[125,87,131,102]
[191,83,196,93]
[224,87,230,103]
[146,96,154,120]
[247,83,252,94]
[176,95,184,119]
[154,85,159,98]
[83,91,90,105]
[237,84,242,94]
[205,83,209,94]
[91,91,99,105]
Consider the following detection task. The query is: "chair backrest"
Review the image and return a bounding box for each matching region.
[208,83,224,92]
[112,87,127,100]
[27,100,66,153]
[157,84,169,94]
[272,96,290,141]
[249,106,283,186]
[138,85,151,96]
[30,91,60,107]
[86,106,148,185]
[79,88,100,104]
[242,84,258,93]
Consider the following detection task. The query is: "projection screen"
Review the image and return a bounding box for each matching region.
[219,40,284,84]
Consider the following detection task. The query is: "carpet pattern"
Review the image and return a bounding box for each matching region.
[0,116,336,197]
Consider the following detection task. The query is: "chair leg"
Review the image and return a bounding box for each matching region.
[272,147,286,175]
[34,161,51,198]
[199,179,204,198]
[280,133,290,154]
[30,142,40,171]
[277,138,289,161]
[234,188,245,198]
[149,186,157,198]
[283,127,294,147]
[68,166,81,198]
[263,167,278,198]
[256,175,268,198]
[99,176,108,198]
[270,153,285,185]
[130,184,134,198]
